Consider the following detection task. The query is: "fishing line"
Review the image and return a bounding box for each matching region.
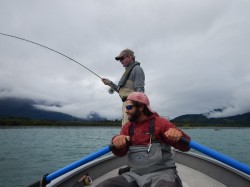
[0,32,102,79]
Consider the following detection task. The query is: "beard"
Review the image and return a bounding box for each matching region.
[128,108,140,122]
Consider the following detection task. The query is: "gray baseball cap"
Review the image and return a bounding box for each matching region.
[115,48,134,60]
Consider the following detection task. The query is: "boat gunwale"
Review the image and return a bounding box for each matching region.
[48,151,250,187]
[175,150,250,187]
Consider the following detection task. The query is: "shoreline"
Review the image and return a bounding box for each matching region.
[0,118,249,127]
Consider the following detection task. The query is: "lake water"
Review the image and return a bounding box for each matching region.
[0,126,249,187]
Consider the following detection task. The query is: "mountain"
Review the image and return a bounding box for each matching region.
[0,98,106,121]
[171,112,250,127]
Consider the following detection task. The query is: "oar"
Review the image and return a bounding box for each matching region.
[36,145,114,186]
[181,137,250,175]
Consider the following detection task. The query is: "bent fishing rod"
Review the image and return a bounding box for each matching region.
[0,32,102,79]
[0,32,118,94]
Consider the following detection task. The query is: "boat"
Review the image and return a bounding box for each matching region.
[29,149,250,187]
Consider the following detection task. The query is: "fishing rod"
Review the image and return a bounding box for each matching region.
[0,32,102,79]
[0,32,118,94]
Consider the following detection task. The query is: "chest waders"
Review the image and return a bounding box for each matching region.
[127,119,176,174]
[119,119,157,175]
[122,119,183,187]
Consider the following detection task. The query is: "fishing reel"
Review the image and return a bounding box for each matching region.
[108,88,114,94]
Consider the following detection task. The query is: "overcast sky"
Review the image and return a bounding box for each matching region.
[0,0,250,120]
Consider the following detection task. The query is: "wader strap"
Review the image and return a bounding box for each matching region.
[149,118,154,135]
[149,118,159,143]
[129,123,135,138]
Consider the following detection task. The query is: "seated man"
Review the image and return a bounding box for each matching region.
[97,92,191,187]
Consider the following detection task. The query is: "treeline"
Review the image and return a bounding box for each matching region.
[0,116,249,127]
[0,117,121,127]
[171,121,249,127]
[171,113,250,127]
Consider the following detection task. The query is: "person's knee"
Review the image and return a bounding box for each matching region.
[96,178,116,187]
[155,180,178,187]
[96,176,135,187]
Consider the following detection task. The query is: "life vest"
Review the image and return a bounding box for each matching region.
[118,62,140,102]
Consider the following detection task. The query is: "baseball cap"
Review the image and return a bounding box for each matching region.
[126,92,154,113]
[115,48,134,60]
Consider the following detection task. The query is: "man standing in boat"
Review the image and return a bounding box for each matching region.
[102,49,145,126]
[96,92,191,187]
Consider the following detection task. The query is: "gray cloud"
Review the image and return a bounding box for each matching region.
[1,0,250,119]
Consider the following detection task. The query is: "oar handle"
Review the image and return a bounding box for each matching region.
[41,144,114,186]
[180,137,190,144]
[180,137,250,175]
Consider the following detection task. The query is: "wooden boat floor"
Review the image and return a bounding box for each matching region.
[90,163,226,187]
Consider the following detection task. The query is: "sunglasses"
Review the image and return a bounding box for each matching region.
[125,105,134,110]
[119,56,127,61]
